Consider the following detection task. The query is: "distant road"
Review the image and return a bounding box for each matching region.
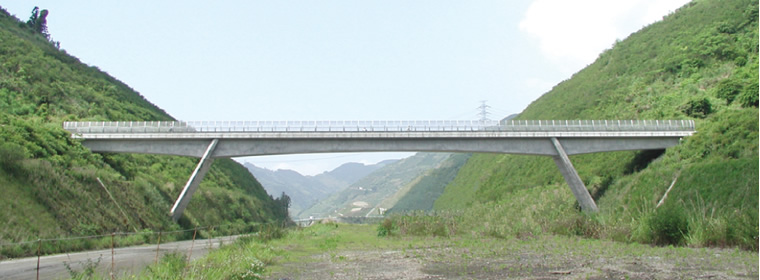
[0,235,239,280]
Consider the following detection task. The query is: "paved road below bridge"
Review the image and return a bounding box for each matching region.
[0,235,239,279]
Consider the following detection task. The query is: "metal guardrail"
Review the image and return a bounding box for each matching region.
[63,120,696,134]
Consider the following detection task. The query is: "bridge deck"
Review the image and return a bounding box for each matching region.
[64,120,695,136]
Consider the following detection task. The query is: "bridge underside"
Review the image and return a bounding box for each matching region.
[81,136,680,158]
[79,136,682,220]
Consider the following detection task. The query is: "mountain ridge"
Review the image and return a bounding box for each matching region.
[299,153,450,219]
[244,160,397,217]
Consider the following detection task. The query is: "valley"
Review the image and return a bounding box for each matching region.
[0,0,757,278]
[245,160,396,218]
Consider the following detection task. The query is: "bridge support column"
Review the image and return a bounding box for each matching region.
[551,137,598,212]
[170,139,219,221]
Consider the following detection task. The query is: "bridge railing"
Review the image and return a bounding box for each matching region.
[62,120,695,134]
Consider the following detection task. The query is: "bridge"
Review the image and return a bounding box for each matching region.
[64,120,696,221]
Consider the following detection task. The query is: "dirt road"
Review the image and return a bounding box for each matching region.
[0,235,239,280]
[267,233,758,280]
[271,246,758,279]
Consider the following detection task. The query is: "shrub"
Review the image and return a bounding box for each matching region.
[256,224,284,242]
[389,214,455,237]
[376,218,394,237]
[680,98,712,118]
[144,252,187,278]
[715,79,743,104]
[63,257,101,280]
[0,142,27,174]
[649,205,689,246]
[736,80,759,108]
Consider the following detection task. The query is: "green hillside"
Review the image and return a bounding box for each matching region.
[0,7,288,257]
[300,153,449,219]
[435,0,758,249]
[388,153,470,213]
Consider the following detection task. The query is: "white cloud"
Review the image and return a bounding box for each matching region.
[519,0,691,73]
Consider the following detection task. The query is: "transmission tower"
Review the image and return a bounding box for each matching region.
[478,100,491,122]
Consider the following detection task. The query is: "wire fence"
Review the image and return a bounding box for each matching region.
[0,221,286,280]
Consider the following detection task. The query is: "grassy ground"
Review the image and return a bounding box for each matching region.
[133,223,757,279]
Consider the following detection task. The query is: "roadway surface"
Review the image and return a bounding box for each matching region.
[0,235,239,279]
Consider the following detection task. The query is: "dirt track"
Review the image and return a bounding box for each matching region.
[269,236,758,280]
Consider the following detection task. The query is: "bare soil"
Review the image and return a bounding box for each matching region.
[268,236,758,280]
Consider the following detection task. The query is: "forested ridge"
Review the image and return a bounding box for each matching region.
[433,0,758,249]
[0,7,289,258]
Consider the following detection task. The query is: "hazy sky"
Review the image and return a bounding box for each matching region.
[3,0,689,175]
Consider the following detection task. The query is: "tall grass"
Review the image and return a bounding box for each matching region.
[137,224,286,280]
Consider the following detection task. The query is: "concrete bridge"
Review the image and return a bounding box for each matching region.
[64,120,696,221]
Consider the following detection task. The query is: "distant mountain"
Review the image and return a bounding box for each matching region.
[388,153,471,213]
[316,161,397,190]
[299,153,450,219]
[244,160,396,217]
[386,114,517,213]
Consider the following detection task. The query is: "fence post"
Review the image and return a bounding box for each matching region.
[110,232,115,280]
[155,231,162,264]
[36,239,41,280]
[207,227,214,250]
[187,227,198,262]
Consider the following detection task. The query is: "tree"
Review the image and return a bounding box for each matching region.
[26,6,50,39]
[737,80,759,108]
[680,98,713,118]
[715,78,743,105]
[278,192,291,209]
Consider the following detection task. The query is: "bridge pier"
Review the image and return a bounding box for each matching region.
[550,138,598,212]
[170,139,219,221]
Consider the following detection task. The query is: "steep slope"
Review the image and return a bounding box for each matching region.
[300,153,449,219]
[244,160,395,217]
[436,0,758,249]
[0,7,288,256]
[390,115,516,212]
[388,153,470,213]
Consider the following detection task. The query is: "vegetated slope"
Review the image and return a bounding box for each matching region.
[435,0,758,249]
[244,160,395,217]
[387,153,470,213]
[389,115,516,212]
[300,153,449,219]
[0,7,288,257]
[317,160,398,188]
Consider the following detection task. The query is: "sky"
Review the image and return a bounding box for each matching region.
[3,0,689,175]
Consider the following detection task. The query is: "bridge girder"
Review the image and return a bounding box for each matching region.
[80,136,681,158]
